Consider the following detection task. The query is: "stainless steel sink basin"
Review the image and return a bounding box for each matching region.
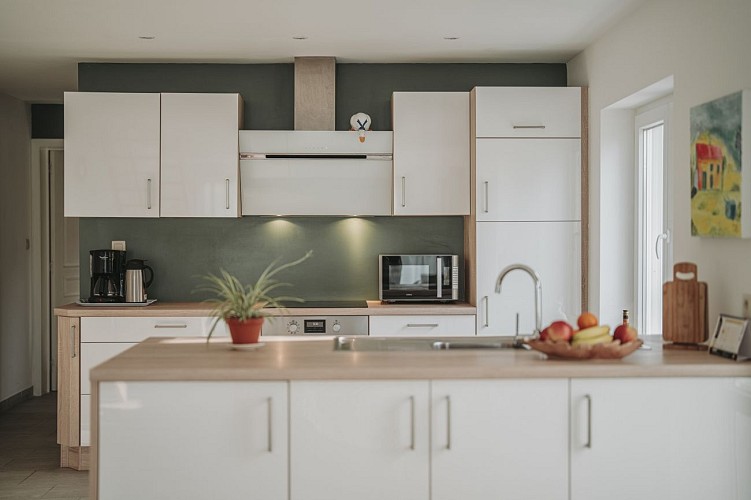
[333,336,530,351]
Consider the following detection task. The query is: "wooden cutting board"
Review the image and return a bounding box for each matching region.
[663,262,708,345]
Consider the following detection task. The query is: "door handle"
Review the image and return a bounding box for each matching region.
[655,232,669,259]
[70,324,76,358]
[147,178,152,210]
[483,181,489,213]
[409,395,415,450]
[267,397,273,453]
[446,396,452,450]
[401,176,406,208]
[584,394,592,448]
[225,178,230,210]
[483,296,489,327]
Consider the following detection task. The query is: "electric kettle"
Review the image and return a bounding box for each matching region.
[125,259,154,303]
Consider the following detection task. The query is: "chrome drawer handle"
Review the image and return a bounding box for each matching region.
[585,394,593,449]
[401,176,406,208]
[409,395,415,451]
[154,324,188,329]
[267,397,273,453]
[512,125,546,129]
[406,323,439,328]
[446,396,452,450]
[71,324,77,358]
[147,178,152,210]
[225,178,230,210]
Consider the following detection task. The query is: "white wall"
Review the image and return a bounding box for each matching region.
[568,0,751,327]
[0,93,31,402]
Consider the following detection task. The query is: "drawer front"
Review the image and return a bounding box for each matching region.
[80,343,137,395]
[81,316,227,342]
[80,395,91,447]
[474,87,581,138]
[369,315,476,337]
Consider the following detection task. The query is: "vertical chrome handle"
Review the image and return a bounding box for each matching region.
[147,178,152,210]
[267,397,273,452]
[483,181,489,213]
[436,257,443,299]
[446,396,452,450]
[483,296,489,327]
[584,394,592,448]
[409,395,415,450]
[401,176,406,208]
[225,178,230,210]
[70,324,76,358]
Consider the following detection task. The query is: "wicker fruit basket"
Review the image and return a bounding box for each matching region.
[526,339,644,360]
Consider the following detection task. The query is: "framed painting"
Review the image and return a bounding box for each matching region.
[690,90,750,238]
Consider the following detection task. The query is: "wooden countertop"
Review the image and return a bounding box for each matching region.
[54,301,476,317]
[89,337,751,382]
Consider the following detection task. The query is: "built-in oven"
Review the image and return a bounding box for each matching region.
[379,255,459,303]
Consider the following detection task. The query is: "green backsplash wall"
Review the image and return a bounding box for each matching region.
[77,62,566,301]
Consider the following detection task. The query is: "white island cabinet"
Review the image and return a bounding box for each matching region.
[98,381,287,500]
[570,378,750,500]
[64,92,161,217]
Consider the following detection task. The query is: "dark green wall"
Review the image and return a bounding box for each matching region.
[31,104,64,139]
[77,62,566,301]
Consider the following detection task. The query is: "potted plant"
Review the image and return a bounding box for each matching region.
[196,251,312,344]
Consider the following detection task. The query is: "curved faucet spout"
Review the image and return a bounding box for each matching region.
[495,264,543,337]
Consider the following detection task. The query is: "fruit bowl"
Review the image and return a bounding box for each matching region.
[526,338,644,360]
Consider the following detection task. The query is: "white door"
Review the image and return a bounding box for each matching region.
[431,379,568,500]
[635,102,672,336]
[392,92,470,215]
[476,138,581,221]
[160,93,241,217]
[570,378,739,500]
[49,149,79,388]
[98,381,288,500]
[476,221,581,335]
[63,92,160,217]
[290,380,429,500]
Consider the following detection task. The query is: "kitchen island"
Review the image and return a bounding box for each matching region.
[89,337,751,500]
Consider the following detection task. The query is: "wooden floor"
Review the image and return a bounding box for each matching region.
[0,393,88,499]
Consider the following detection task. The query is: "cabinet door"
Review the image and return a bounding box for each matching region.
[476,221,581,336]
[290,380,429,500]
[64,92,160,217]
[570,378,742,500]
[392,92,469,215]
[474,87,581,138]
[432,379,568,500]
[476,138,581,221]
[160,93,242,217]
[369,315,476,337]
[57,317,80,447]
[98,381,287,500]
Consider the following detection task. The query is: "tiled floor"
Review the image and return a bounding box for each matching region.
[0,393,88,499]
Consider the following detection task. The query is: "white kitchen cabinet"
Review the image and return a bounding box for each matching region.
[160,93,242,217]
[473,86,581,138]
[369,314,476,337]
[290,380,430,500]
[476,138,581,221]
[431,379,568,500]
[64,92,161,217]
[98,381,288,500]
[570,378,746,500]
[476,221,581,336]
[392,92,470,215]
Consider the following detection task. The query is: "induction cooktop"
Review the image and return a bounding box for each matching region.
[277,300,368,308]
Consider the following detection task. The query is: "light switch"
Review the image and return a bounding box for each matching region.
[111,240,126,251]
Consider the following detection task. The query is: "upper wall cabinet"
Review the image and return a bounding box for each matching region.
[474,87,581,138]
[392,92,470,215]
[64,92,242,218]
[160,93,243,217]
[64,92,161,217]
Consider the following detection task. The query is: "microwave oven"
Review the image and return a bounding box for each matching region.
[379,255,459,302]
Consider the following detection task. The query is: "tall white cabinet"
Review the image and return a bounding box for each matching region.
[470,87,584,335]
[392,92,470,215]
[64,92,242,217]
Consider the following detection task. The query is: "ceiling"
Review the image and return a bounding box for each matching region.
[0,0,646,103]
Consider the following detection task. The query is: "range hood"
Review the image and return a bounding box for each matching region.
[239,130,393,216]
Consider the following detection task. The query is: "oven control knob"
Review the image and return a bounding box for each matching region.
[332,322,342,333]
[288,321,299,334]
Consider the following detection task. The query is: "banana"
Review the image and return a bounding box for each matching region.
[571,333,612,346]
[573,325,610,340]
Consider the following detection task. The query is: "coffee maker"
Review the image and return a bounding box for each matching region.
[89,249,127,303]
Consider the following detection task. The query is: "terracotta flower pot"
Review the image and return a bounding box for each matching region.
[226,317,264,344]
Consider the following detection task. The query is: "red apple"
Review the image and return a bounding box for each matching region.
[540,321,574,342]
[613,323,638,343]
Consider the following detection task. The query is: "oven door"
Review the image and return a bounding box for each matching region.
[380,255,456,301]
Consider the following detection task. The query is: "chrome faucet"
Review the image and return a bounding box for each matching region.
[495,264,542,346]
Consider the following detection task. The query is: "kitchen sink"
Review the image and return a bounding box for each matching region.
[333,336,530,351]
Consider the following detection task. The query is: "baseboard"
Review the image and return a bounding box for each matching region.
[0,386,34,414]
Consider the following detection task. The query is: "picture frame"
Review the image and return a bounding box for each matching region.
[708,314,751,360]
